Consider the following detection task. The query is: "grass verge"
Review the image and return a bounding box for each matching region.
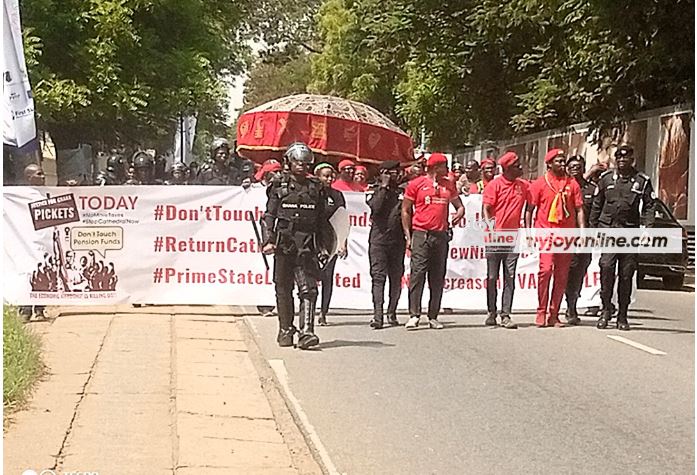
[3,305,44,416]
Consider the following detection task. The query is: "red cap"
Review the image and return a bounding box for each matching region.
[254,159,282,181]
[545,148,565,163]
[481,157,496,168]
[498,152,519,170]
[338,159,356,170]
[355,165,367,173]
[426,153,448,167]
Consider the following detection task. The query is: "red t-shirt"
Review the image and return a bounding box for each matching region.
[404,175,458,232]
[482,175,530,230]
[528,172,583,228]
[332,179,362,192]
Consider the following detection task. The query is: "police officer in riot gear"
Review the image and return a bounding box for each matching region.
[367,160,406,329]
[132,152,157,184]
[564,155,596,325]
[262,142,329,349]
[195,138,232,185]
[165,162,189,185]
[96,153,126,185]
[590,145,656,331]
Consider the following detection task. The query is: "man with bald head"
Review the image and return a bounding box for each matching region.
[23,164,46,186]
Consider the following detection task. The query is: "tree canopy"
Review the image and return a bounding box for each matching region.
[22,0,253,150]
[308,0,694,149]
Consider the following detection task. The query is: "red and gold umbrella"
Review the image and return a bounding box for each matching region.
[236,94,414,165]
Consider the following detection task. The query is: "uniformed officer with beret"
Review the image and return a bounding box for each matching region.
[367,160,406,329]
[589,145,656,331]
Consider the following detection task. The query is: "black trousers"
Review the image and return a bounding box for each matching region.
[486,249,518,317]
[319,255,338,316]
[369,239,406,321]
[599,252,637,321]
[565,253,593,313]
[408,230,449,319]
[273,251,318,330]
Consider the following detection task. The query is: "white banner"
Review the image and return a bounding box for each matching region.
[2,0,36,148]
[3,186,601,310]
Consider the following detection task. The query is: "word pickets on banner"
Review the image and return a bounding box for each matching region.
[3,186,602,309]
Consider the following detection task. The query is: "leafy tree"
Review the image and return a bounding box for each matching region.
[242,48,312,111]
[22,0,253,150]
[310,0,694,149]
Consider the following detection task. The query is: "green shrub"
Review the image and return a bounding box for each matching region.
[3,306,44,413]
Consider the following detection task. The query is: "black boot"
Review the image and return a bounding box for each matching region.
[276,294,296,347]
[566,305,581,326]
[616,311,630,331]
[596,309,611,329]
[277,328,295,347]
[297,298,320,350]
[386,314,399,326]
[370,306,384,329]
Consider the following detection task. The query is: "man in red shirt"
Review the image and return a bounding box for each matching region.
[482,152,530,329]
[332,159,363,192]
[525,149,585,327]
[402,153,465,330]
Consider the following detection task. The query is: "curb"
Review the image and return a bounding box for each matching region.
[241,316,327,475]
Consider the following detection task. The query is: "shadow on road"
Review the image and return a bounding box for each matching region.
[318,339,397,349]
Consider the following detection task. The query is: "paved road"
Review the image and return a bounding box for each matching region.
[247,286,694,475]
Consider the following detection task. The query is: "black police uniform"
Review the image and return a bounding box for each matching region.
[227,155,256,186]
[589,168,655,328]
[262,172,329,348]
[564,177,596,321]
[366,181,406,327]
[318,187,346,323]
[194,161,230,185]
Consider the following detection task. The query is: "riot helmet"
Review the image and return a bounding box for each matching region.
[283,142,314,165]
[133,152,153,169]
[210,138,230,160]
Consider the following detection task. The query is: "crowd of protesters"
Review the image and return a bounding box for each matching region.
[15,137,654,334]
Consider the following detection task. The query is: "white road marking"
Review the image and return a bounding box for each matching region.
[269,359,342,475]
[606,335,667,355]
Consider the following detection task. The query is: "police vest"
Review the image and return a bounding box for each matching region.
[274,175,323,231]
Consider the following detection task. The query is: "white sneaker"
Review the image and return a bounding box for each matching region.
[405,316,420,330]
[428,319,444,330]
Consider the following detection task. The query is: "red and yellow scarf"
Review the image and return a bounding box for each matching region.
[544,172,570,224]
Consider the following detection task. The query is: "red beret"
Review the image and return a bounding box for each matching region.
[498,152,519,170]
[481,157,496,168]
[255,160,282,181]
[545,148,565,163]
[426,153,448,167]
[355,165,367,172]
[338,159,356,170]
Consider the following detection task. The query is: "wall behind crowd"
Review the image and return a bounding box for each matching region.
[454,104,695,226]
